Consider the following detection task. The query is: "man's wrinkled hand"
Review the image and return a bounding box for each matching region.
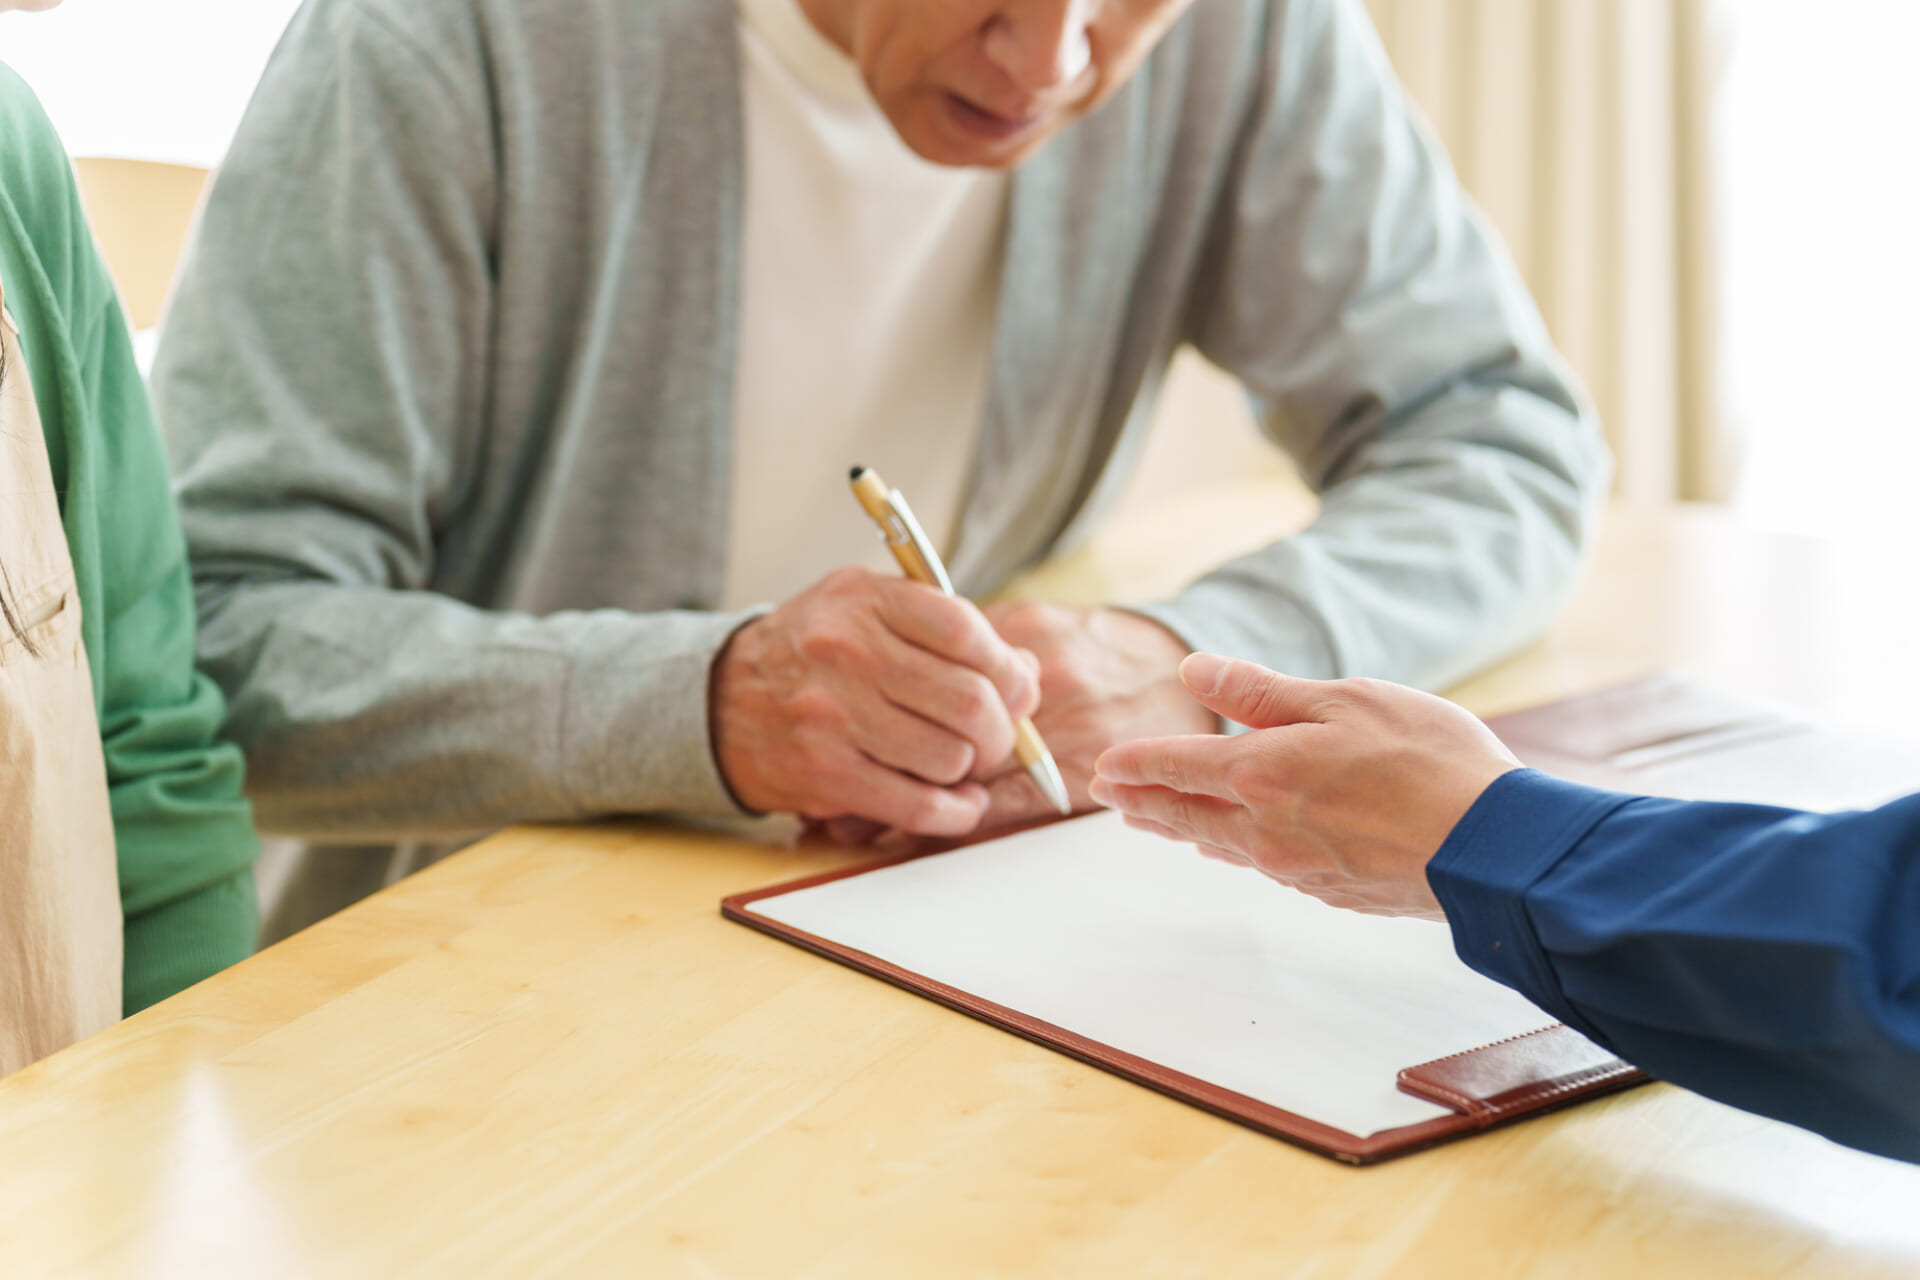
[965,603,1216,831]
[711,567,1040,837]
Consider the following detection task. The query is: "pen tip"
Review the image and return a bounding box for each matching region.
[1029,755,1073,818]
[849,466,867,481]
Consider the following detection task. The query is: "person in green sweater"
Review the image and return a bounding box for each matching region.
[0,37,258,1061]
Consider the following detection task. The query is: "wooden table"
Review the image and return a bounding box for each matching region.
[5,500,1920,1278]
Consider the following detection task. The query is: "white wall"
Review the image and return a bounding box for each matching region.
[1722,0,1920,536]
[0,0,303,166]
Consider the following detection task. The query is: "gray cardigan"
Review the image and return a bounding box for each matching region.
[156,0,1608,934]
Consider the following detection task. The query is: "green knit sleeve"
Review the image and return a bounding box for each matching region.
[0,64,261,1012]
[76,173,261,1016]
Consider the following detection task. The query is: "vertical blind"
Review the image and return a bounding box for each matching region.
[1364,0,1731,503]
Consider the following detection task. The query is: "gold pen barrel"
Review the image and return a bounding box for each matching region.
[848,466,898,529]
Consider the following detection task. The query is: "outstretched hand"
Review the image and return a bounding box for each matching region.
[1090,654,1522,919]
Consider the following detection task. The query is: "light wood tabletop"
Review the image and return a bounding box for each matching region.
[4,499,1920,1279]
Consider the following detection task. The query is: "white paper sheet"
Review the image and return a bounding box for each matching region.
[749,811,1557,1139]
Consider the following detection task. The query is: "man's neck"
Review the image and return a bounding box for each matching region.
[793,0,854,58]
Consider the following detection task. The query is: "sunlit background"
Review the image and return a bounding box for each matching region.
[0,0,298,166]
[2,0,1917,537]
[1721,0,1920,536]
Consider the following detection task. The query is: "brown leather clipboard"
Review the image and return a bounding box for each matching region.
[724,860,1644,1164]
[725,676,1842,1165]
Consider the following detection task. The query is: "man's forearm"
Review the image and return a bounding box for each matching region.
[1137,372,1605,690]
[197,579,760,839]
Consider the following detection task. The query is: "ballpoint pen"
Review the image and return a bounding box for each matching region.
[849,466,1074,817]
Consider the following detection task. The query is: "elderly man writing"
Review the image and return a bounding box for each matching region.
[157,0,1606,939]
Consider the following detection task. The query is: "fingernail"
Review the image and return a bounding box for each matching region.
[1181,652,1228,696]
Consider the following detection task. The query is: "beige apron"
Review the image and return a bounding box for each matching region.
[0,274,121,1079]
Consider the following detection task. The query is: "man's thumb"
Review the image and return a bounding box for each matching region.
[1180,653,1320,730]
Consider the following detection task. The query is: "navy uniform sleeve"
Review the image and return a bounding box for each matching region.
[1428,769,1920,1164]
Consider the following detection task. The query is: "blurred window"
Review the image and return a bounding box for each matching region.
[1723,0,1920,534]
[0,0,302,166]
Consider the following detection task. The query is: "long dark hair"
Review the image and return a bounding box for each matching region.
[0,340,38,655]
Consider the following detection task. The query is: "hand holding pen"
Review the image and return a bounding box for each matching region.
[708,479,1055,837]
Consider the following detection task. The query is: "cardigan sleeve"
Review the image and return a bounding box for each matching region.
[1139,0,1611,693]
[155,1,755,839]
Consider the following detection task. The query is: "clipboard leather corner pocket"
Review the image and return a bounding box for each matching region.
[1397,1025,1647,1127]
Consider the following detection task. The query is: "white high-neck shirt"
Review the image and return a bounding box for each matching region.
[725,0,1011,610]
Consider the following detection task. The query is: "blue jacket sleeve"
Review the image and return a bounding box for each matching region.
[1427,769,1920,1164]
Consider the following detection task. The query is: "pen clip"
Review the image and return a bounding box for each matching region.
[885,490,956,596]
[874,509,914,548]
